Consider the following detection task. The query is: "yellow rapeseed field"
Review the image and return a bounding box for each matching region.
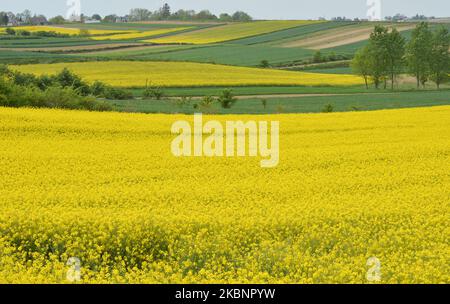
[145,20,325,44]
[10,61,364,87]
[90,27,192,40]
[0,106,449,283]
[0,26,135,36]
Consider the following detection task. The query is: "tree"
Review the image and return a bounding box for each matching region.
[49,15,66,24]
[21,9,32,24]
[367,25,389,89]
[429,26,450,89]
[351,46,372,89]
[259,60,270,68]
[129,8,151,21]
[219,13,232,22]
[313,51,323,63]
[103,15,117,23]
[232,11,252,22]
[322,104,334,113]
[0,12,9,25]
[195,10,217,20]
[218,90,237,109]
[91,14,102,21]
[160,3,171,19]
[406,22,433,88]
[171,10,195,21]
[385,28,406,90]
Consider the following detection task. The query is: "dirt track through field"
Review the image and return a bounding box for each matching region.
[283,24,415,49]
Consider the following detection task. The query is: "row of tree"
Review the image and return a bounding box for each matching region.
[128,4,252,22]
[352,22,449,89]
[0,4,253,26]
[0,10,47,26]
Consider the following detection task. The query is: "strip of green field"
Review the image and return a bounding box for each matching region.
[0,50,85,64]
[131,85,374,97]
[83,44,200,57]
[0,37,113,48]
[105,44,315,66]
[132,84,450,97]
[108,90,450,114]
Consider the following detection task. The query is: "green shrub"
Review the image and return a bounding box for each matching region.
[104,87,133,100]
[90,81,108,97]
[5,28,15,36]
[36,74,56,91]
[259,60,270,68]
[218,89,237,109]
[199,95,215,107]
[11,71,37,87]
[322,104,334,113]
[143,83,164,100]
[0,78,112,111]
[261,99,267,109]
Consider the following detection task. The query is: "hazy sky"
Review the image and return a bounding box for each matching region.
[1,0,449,20]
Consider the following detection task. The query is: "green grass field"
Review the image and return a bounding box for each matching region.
[131,85,371,97]
[107,90,450,114]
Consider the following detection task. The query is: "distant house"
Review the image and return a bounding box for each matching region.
[7,20,19,26]
[85,19,101,24]
[30,15,48,25]
[115,16,129,23]
[6,13,19,26]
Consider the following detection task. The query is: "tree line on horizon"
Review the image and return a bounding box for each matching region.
[0,3,253,26]
[352,22,449,89]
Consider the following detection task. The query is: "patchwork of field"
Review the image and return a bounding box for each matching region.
[234,22,358,46]
[96,44,315,66]
[11,61,364,87]
[282,23,416,49]
[144,20,325,44]
[0,106,449,283]
[90,27,192,41]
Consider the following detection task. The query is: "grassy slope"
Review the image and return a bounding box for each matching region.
[108,90,450,114]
